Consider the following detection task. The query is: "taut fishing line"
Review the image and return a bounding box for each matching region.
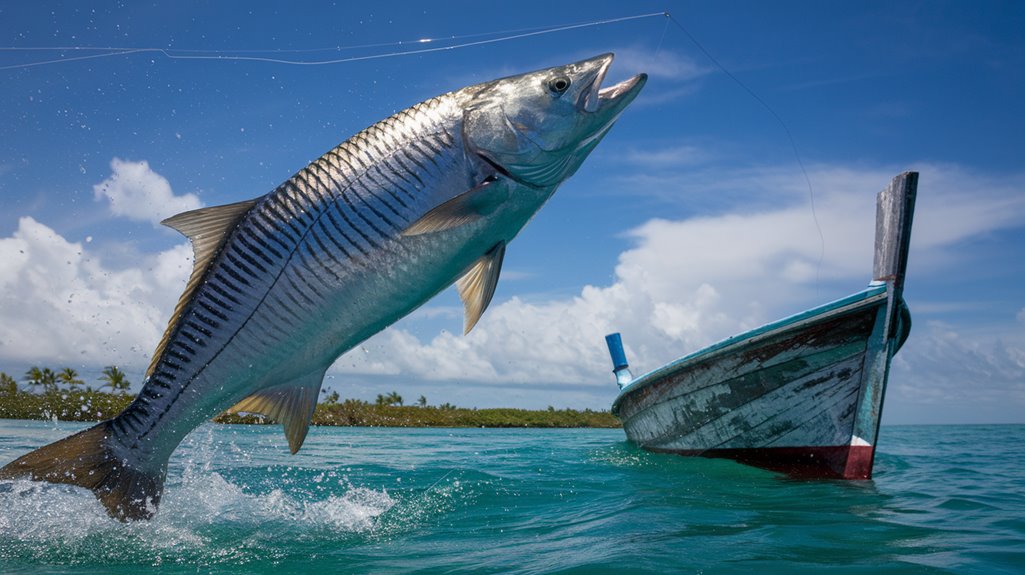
[0,12,664,70]
[662,13,825,291]
[2,9,821,286]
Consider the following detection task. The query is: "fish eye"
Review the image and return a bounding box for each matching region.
[548,76,571,95]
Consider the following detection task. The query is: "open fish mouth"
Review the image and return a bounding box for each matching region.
[582,54,647,114]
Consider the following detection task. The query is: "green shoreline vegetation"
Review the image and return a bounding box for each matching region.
[0,368,620,429]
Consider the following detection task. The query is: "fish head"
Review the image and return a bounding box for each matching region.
[462,53,646,188]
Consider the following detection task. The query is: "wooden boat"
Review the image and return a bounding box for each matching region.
[605,172,917,479]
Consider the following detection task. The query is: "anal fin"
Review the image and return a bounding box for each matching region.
[226,370,326,454]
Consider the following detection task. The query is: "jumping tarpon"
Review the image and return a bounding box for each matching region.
[0,53,645,520]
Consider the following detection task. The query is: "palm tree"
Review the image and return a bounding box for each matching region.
[99,365,131,394]
[0,372,16,395]
[376,391,403,406]
[26,367,59,393]
[24,366,44,392]
[40,368,58,392]
[58,367,84,388]
[417,395,427,408]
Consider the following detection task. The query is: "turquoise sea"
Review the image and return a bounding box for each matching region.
[1,420,1022,574]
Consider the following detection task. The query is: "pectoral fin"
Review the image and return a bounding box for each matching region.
[456,241,506,334]
[227,370,326,454]
[402,177,509,236]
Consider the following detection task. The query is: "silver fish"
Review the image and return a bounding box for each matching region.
[0,53,645,520]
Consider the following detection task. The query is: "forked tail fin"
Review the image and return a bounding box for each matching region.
[0,420,164,521]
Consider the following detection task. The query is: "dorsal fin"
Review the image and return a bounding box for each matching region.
[456,241,506,335]
[145,198,259,377]
[226,370,326,454]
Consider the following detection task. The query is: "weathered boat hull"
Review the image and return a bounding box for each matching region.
[607,172,917,479]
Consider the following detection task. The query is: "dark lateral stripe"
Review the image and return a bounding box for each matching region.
[265,193,305,239]
[409,139,442,171]
[263,293,304,325]
[283,179,318,224]
[167,350,192,364]
[324,207,371,258]
[161,360,184,372]
[335,200,384,251]
[295,169,330,206]
[151,368,176,380]
[191,310,219,330]
[326,149,359,186]
[336,182,389,247]
[316,152,343,180]
[206,278,242,307]
[171,340,197,355]
[202,291,234,315]
[286,263,326,302]
[249,213,295,253]
[238,223,284,261]
[184,319,213,338]
[211,271,244,295]
[224,252,258,282]
[390,151,427,190]
[282,272,319,307]
[256,202,301,245]
[370,165,414,211]
[348,179,401,233]
[362,168,410,220]
[231,239,270,274]
[380,159,422,202]
[197,298,230,322]
[308,161,344,204]
[398,145,431,176]
[296,242,341,285]
[346,139,372,170]
[310,225,354,267]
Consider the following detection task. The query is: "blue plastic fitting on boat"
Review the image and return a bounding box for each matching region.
[605,333,634,388]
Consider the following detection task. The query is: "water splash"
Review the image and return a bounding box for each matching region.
[0,424,397,568]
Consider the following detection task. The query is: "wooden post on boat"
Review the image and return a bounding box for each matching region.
[844,171,918,479]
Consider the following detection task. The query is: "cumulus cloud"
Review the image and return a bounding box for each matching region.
[336,163,1025,405]
[888,321,1025,423]
[93,158,202,225]
[0,217,190,374]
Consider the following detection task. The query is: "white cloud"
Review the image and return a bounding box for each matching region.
[333,163,1025,411]
[887,321,1025,423]
[93,158,203,225]
[0,217,189,374]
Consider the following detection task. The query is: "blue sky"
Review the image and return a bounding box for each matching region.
[0,1,1022,424]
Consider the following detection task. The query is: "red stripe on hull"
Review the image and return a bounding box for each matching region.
[648,444,877,479]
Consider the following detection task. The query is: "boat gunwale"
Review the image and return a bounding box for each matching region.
[611,283,890,415]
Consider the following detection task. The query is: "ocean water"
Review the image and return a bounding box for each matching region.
[0,420,1022,574]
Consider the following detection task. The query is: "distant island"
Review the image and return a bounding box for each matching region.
[0,367,620,429]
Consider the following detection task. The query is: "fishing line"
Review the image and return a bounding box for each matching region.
[664,12,826,292]
[0,12,665,71]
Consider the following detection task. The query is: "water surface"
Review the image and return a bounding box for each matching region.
[1,420,1022,574]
